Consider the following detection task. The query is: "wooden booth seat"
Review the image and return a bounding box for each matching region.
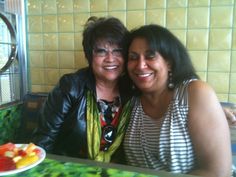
[15,92,48,143]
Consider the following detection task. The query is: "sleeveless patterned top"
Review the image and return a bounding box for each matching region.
[123,79,196,173]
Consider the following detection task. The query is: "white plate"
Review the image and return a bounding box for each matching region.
[0,144,46,176]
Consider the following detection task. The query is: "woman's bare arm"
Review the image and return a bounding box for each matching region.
[187,80,232,177]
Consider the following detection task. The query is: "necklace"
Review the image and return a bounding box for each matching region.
[97,96,121,151]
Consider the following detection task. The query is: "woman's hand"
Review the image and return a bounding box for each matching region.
[223,107,236,126]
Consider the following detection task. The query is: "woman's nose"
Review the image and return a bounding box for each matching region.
[105,51,115,61]
[136,57,147,69]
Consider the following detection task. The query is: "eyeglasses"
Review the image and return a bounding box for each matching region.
[102,125,116,151]
[102,125,116,143]
[93,48,123,58]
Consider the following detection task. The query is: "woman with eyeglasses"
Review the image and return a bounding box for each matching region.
[123,24,232,177]
[32,16,133,163]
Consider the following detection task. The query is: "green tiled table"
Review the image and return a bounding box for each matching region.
[5,154,197,177]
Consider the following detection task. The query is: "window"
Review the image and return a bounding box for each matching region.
[0,0,27,107]
[0,12,20,105]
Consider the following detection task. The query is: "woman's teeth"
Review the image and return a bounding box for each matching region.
[138,73,152,77]
[104,66,117,70]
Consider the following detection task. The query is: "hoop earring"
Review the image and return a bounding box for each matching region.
[168,71,174,89]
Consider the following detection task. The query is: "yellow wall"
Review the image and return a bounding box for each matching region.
[26,0,236,102]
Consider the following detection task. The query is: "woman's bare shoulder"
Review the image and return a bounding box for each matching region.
[187,80,216,100]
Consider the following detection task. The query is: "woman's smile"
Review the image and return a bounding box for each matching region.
[135,72,153,78]
[103,65,119,70]
[128,37,169,92]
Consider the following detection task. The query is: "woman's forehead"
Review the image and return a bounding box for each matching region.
[129,38,149,49]
[95,40,119,48]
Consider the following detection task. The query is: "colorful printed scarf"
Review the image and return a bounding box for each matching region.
[86,90,132,162]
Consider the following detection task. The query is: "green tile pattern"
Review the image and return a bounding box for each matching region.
[7,158,158,177]
[26,0,236,102]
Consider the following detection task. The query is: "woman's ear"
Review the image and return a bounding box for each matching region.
[167,62,172,71]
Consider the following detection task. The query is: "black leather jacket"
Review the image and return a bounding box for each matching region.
[32,67,132,161]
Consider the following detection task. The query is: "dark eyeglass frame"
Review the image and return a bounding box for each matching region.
[93,47,123,58]
[102,124,116,143]
[102,124,116,151]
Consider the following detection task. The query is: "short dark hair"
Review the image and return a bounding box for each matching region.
[82,16,128,67]
[127,24,199,88]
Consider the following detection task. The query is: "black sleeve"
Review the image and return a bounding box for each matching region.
[31,75,75,152]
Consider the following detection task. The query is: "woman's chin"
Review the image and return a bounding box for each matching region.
[135,85,153,93]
